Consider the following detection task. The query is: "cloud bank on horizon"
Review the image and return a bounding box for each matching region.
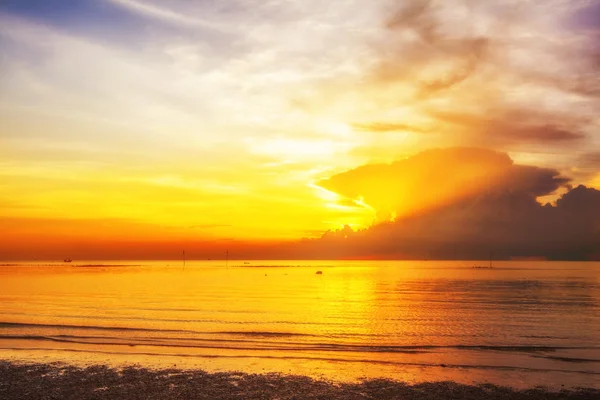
[0,0,598,259]
[314,147,599,260]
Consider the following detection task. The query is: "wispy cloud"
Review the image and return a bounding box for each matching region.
[107,0,225,30]
[352,122,430,133]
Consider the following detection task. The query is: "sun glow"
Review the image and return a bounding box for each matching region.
[320,121,353,137]
[591,174,600,190]
[1,0,598,260]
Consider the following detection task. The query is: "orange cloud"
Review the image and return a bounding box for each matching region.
[318,147,569,222]
[309,148,598,260]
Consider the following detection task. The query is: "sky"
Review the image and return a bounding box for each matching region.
[1,0,599,260]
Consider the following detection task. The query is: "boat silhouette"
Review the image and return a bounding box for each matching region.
[473,252,493,269]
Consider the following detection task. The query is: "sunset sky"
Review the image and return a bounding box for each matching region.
[1,0,599,260]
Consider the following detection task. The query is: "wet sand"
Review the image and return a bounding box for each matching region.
[1,361,599,400]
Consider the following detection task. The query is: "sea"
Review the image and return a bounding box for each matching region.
[1,260,599,389]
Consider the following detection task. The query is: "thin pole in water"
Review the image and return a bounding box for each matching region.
[226,250,228,268]
[183,250,186,271]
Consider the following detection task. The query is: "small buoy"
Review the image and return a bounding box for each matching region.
[316,271,323,275]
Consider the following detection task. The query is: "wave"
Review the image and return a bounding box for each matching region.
[0,322,328,338]
[0,313,369,326]
[1,317,408,332]
[73,264,142,268]
[230,264,334,268]
[215,331,313,338]
[2,332,599,354]
[0,321,193,334]
[0,264,141,267]
[532,355,600,364]
[3,346,600,376]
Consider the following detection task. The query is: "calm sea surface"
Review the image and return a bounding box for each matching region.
[1,260,599,388]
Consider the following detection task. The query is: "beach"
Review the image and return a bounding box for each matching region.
[2,361,600,400]
[1,260,600,397]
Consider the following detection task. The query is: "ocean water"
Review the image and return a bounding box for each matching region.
[1,260,599,389]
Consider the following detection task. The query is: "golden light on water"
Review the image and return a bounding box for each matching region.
[2,260,600,388]
[1,2,600,398]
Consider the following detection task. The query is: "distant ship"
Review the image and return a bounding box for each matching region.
[473,252,493,269]
[63,258,72,263]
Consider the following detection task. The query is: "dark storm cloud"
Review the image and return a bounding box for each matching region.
[310,147,599,260]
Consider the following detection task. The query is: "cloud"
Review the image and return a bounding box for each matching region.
[1,0,598,258]
[352,122,430,133]
[570,152,600,187]
[431,110,586,145]
[377,0,490,93]
[318,147,570,221]
[354,0,600,154]
[579,152,600,168]
[311,147,599,260]
[108,0,225,31]
[388,2,489,97]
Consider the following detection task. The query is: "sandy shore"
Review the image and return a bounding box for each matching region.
[1,361,600,400]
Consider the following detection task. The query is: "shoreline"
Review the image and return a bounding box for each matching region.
[2,361,600,400]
